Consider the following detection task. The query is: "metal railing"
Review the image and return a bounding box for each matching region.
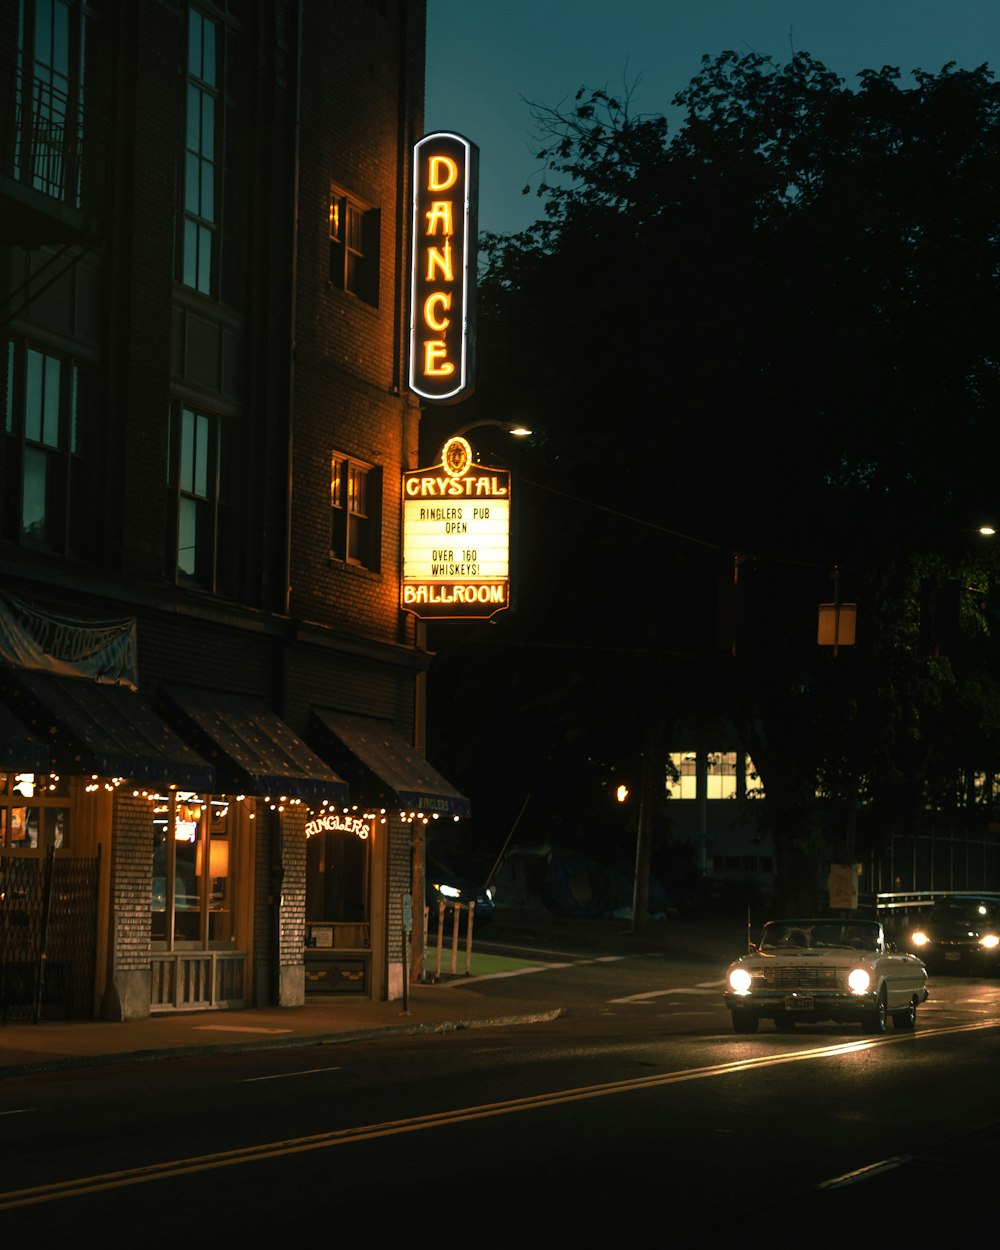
[0,62,109,221]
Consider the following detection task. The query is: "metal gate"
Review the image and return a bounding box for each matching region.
[0,849,99,1023]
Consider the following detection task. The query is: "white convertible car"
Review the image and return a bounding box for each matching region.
[724,918,929,1034]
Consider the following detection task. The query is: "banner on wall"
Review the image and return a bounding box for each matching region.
[0,591,139,687]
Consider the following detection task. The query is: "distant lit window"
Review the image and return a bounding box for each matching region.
[706,752,739,800]
[331,454,380,570]
[668,752,699,800]
[329,190,380,306]
[667,750,763,800]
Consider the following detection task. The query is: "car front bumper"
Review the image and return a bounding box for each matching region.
[725,990,878,1017]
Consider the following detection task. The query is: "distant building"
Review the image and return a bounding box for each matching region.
[666,748,774,896]
[0,0,464,1022]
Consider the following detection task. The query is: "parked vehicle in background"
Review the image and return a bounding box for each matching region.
[426,855,496,928]
[724,918,928,1034]
[903,896,1000,974]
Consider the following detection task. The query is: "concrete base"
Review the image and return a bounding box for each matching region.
[279,964,305,1007]
[102,970,152,1022]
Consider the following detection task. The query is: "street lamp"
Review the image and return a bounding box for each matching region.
[448,418,532,439]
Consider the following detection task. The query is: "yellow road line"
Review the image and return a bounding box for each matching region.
[2,1016,997,1210]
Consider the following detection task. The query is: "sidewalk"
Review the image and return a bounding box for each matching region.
[0,910,744,1077]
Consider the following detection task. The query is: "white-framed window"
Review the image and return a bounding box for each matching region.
[14,0,92,206]
[330,453,380,569]
[167,402,235,593]
[0,773,71,855]
[180,4,244,303]
[151,791,238,950]
[329,190,380,306]
[3,337,91,556]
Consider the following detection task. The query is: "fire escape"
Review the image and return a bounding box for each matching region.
[0,61,110,317]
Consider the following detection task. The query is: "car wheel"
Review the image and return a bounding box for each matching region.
[773,1012,796,1032]
[731,1008,758,1034]
[892,1003,916,1030]
[861,988,888,1034]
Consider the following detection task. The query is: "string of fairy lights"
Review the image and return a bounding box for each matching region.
[15,772,458,834]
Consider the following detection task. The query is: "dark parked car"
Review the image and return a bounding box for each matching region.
[425,855,496,928]
[904,896,1000,973]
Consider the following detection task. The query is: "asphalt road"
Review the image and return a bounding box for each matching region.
[2,918,998,1244]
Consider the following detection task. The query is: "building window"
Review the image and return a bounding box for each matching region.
[331,454,380,569]
[180,5,244,303]
[167,403,235,593]
[0,773,70,855]
[306,829,370,925]
[667,750,763,800]
[2,338,91,556]
[14,0,92,206]
[151,792,238,950]
[329,191,380,306]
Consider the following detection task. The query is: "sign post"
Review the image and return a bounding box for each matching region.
[401,891,413,1014]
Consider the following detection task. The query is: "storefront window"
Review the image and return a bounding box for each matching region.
[151,791,236,950]
[306,828,369,925]
[0,773,70,852]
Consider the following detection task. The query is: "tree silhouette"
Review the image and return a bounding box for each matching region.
[429,53,1000,910]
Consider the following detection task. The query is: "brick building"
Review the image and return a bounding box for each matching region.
[0,0,466,1022]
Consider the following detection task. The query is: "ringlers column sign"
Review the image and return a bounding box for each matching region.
[402,437,510,619]
[408,132,478,403]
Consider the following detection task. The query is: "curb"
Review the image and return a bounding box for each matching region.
[0,1008,565,1078]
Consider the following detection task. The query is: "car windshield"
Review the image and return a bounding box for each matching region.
[758,921,880,952]
[929,899,999,924]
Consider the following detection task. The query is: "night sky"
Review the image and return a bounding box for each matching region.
[425,0,1000,236]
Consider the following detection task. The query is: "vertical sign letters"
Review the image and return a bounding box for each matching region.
[408,132,478,404]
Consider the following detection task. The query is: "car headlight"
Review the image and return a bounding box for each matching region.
[728,968,752,995]
[980,933,1000,949]
[910,930,929,947]
[848,968,872,994]
[437,883,461,899]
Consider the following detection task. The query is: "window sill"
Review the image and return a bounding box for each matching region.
[328,555,381,579]
[324,281,380,314]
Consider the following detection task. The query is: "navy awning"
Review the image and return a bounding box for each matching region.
[0,666,214,788]
[0,697,49,773]
[159,685,348,805]
[310,708,470,818]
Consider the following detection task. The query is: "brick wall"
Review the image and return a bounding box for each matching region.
[289,0,424,641]
[279,806,307,969]
[1,0,431,1017]
[387,815,413,966]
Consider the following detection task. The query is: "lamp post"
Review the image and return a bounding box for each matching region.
[410,417,530,984]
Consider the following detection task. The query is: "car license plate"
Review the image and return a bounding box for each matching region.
[785,996,813,1011]
[945,951,961,962]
